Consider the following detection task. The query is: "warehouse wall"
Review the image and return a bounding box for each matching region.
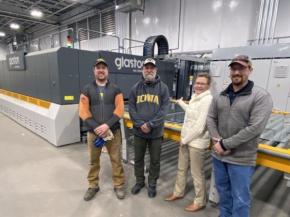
[274,0,290,42]
[123,0,260,54]
[0,43,8,60]
[22,0,290,54]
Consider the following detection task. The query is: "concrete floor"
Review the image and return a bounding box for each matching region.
[0,113,289,217]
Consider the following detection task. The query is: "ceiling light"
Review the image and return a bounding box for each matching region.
[10,23,20,30]
[0,31,6,37]
[142,17,151,25]
[212,0,223,11]
[30,9,43,18]
[229,0,239,9]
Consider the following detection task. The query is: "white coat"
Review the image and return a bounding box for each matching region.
[178,90,213,149]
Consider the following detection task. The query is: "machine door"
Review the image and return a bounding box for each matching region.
[250,59,272,90]
[267,59,290,111]
[210,61,229,94]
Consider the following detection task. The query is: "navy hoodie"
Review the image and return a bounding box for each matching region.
[128,75,170,139]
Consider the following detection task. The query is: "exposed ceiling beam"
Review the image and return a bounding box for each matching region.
[0,10,59,26]
[21,1,79,34]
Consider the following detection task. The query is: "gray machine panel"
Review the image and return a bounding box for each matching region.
[57,48,80,104]
[0,48,176,104]
[6,51,26,71]
[47,51,61,104]
[79,50,176,99]
[212,43,290,60]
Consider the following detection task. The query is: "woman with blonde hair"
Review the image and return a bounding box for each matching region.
[165,73,213,212]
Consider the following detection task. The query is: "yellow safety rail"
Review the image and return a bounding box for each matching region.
[0,89,51,109]
[123,112,290,173]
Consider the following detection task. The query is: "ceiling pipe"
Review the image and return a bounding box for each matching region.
[264,0,274,43]
[255,0,265,45]
[0,9,58,26]
[259,0,270,45]
[269,0,279,44]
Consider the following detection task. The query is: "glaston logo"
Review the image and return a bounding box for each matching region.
[115,56,144,70]
[9,56,20,66]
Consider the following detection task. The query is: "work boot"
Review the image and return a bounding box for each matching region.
[83,187,99,201]
[148,185,157,198]
[114,186,126,200]
[131,183,145,195]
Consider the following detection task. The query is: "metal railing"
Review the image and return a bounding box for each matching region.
[122,37,144,54]
[77,28,121,52]
[15,28,74,53]
[248,35,290,45]
[30,28,74,51]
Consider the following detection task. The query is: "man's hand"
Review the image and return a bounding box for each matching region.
[94,124,109,137]
[140,123,151,134]
[212,137,231,156]
[213,141,225,155]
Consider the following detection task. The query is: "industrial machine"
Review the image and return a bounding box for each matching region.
[210,43,290,112]
[0,36,289,195]
[0,47,177,146]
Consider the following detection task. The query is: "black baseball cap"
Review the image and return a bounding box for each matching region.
[228,55,252,68]
[94,58,108,67]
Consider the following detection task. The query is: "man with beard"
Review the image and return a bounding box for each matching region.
[79,58,125,201]
[129,58,170,198]
[207,55,273,217]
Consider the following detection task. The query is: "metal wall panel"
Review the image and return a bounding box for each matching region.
[274,0,290,40]
[101,10,116,34]
[89,15,101,39]
[47,52,60,104]
[210,61,229,94]
[250,59,272,89]
[131,0,180,49]
[131,0,260,52]
[115,11,129,42]
[0,44,8,60]
[267,59,290,111]
[30,54,51,100]
[57,48,80,104]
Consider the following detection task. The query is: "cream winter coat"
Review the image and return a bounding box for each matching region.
[178,90,213,149]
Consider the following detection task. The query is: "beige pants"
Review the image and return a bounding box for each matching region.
[173,145,206,206]
[87,129,125,188]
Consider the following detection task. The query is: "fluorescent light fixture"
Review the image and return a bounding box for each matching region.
[10,23,20,30]
[154,17,159,24]
[212,0,223,11]
[0,31,6,37]
[229,0,239,9]
[30,9,43,18]
[142,17,151,25]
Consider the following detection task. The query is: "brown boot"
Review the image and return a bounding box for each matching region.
[164,194,183,201]
[184,202,205,212]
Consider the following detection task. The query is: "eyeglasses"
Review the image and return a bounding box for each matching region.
[195,82,209,86]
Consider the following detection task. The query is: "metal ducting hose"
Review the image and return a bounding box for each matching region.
[143,35,169,57]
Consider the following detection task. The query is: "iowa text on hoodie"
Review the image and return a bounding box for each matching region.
[128,75,170,139]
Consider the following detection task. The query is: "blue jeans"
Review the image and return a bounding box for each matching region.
[213,157,255,217]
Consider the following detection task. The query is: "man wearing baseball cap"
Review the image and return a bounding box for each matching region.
[129,58,170,198]
[79,58,125,201]
[207,55,273,217]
